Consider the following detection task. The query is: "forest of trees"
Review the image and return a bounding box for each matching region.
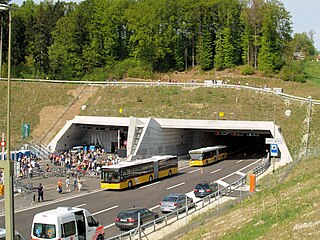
[0,0,317,81]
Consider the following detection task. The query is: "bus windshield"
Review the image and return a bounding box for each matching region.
[190,153,203,160]
[102,169,121,183]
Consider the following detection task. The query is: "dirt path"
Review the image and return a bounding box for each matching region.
[32,85,100,145]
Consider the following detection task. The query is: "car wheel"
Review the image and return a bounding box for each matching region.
[206,160,208,165]
[128,181,133,188]
[168,170,172,177]
[149,175,153,182]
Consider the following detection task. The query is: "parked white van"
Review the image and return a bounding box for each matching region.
[0,228,25,240]
[31,207,104,240]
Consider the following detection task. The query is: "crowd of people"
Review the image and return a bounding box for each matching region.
[48,147,120,177]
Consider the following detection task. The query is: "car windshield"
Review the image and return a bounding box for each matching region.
[33,223,56,239]
[162,196,179,202]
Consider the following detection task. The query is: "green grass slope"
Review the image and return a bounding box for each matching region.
[179,156,320,239]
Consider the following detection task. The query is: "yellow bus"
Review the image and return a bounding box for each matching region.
[189,145,227,166]
[100,155,178,190]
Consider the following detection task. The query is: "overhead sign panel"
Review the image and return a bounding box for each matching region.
[265,138,283,144]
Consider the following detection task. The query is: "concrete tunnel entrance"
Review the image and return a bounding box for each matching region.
[48,116,290,164]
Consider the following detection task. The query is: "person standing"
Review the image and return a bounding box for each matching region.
[37,183,44,202]
[78,177,82,191]
[28,165,33,179]
[73,177,78,191]
[66,176,71,192]
[57,179,63,194]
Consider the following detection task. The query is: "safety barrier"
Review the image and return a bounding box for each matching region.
[107,157,271,240]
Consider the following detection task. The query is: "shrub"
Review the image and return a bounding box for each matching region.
[240,65,255,75]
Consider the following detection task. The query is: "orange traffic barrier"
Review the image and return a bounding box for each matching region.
[249,174,256,192]
[0,184,4,196]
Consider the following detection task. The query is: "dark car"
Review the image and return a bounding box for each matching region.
[193,182,218,198]
[159,193,193,213]
[115,208,158,230]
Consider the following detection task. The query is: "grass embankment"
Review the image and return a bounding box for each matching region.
[0,82,76,146]
[179,156,320,240]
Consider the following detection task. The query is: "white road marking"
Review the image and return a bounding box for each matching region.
[236,171,246,177]
[188,169,201,174]
[215,180,229,187]
[178,166,190,171]
[167,182,185,190]
[92,205,119,216]
[104,223,115,229]
[211,168,221,174]
[236,160,243,164]
[74,203,86,208]
[139,181,160,189]
[1,189,105,217]
[150,205,160,211]
[220,159,261,181]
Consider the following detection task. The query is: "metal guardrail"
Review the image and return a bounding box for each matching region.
[106,157,270,240]
[5,77,320,105]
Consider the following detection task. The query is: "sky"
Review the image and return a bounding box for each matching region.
[9,0,320,50]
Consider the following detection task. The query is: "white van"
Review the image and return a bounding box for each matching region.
[0,228,25,240]
[31,207,104,240]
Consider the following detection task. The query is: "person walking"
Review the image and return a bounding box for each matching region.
[37,183,44,202]
[57,179,63,194]
[66,176,71,192]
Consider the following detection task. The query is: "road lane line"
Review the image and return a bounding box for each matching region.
[167,182,185,190]
[178,166,190,171]
[104,223,115,229]
[140,181,160,189]
[220,159,261,181]
[74,203,86,208]
[150,205,159,211]
[211,168,221,174]
[188,169,201,174]
[91,205,119,216]
[236,160,243,164]
[2,189,105,217]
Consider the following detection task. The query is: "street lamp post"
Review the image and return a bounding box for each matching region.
[0,4,15,240]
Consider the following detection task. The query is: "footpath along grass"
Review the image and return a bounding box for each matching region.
[179,157,320,240]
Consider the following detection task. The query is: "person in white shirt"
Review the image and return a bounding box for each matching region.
[66,176,71,192]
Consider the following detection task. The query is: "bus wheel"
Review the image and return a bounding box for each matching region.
[168,170,172,177]
[149,175,153,182]
[128,181,133,188]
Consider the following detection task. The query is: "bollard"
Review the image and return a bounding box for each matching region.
[249,174,256,192]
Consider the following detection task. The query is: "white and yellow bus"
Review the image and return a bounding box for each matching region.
[189,145,227,166]
[101,155,178,190]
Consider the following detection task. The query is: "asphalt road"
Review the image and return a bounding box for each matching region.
[1,151,264,239]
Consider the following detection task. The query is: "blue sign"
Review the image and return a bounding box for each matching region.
[270,144,278,157]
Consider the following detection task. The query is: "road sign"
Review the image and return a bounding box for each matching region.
[22,123,30,139]
[265,138,283,144]
[0,141,5,147]
[270,144,278,157]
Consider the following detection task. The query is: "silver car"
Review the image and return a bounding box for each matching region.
[159,193,193,213]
